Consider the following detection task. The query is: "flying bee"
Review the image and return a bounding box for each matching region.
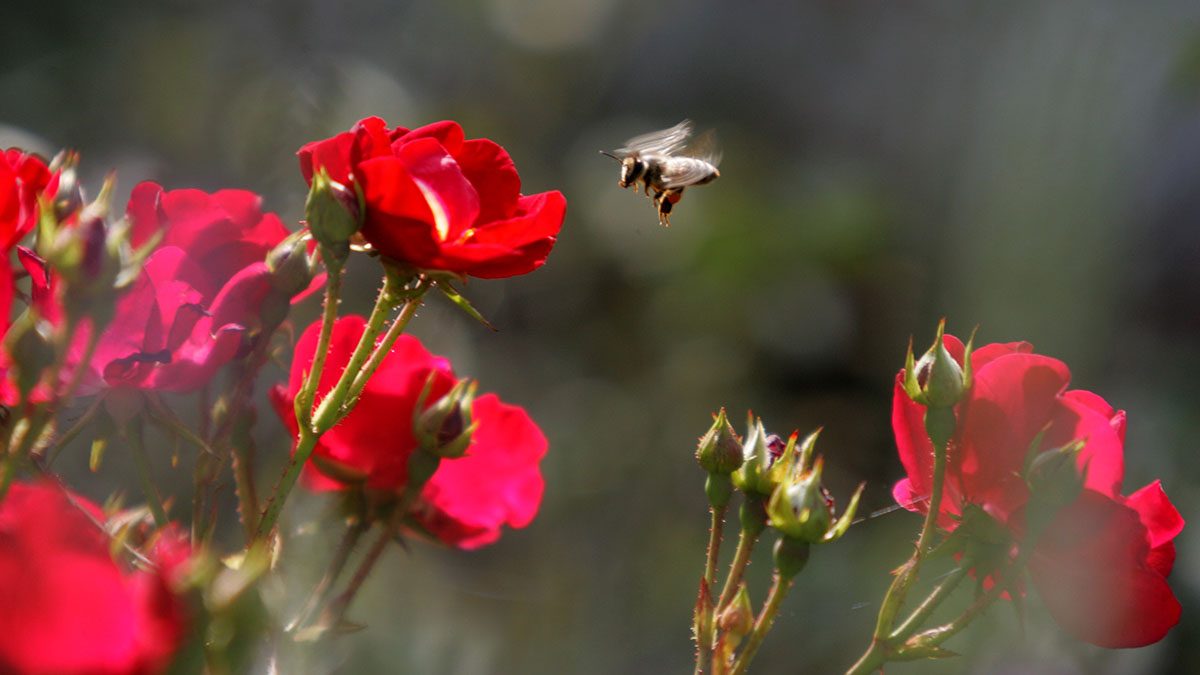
[600,119,721,226]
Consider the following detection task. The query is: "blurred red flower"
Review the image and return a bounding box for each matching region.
[83,182,295,392]
[0,149,58,404]
[271,316,547,549]
[298,117,566,278]
[0,482,186,674]
[0,148,59,251]
[892,336,1183,648]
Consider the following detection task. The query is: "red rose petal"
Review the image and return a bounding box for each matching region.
[1030,491,1181,648]
[455,138,521,222]
[418,394,547,548]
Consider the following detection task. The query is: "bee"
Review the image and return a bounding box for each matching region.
[600,120,721,226]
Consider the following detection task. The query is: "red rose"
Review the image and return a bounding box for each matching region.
[298,117,566,278]
[87,247,270,392]
[892,336,1183,647]
[413,393,547,549]
[126,182,289,303]
[0,482,186,674]
[79,183,296,393]
[271,316,547,548]
[0,148,59,251]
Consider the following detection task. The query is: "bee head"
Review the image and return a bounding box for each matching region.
[618,156,646,188]
[600,150,645,188]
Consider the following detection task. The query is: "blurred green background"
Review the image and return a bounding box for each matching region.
[4,1,1199,672]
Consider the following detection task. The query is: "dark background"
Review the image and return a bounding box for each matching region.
[3,1,1198,672]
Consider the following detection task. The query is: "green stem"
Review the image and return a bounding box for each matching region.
[0,405,47,502]
[295,257,343,429]
[254,274,407,543]
[905,536,1039,652]
[43,395,103,466]
[310,273,409,433]
[342,281,430,411]
[222,336,276,541]
[192,452,210,544]
[846,564,976,675]
[230,437,259,542]
[705,504,727,591]
[716,500,767,613]
[914,411,952,557]
[846,638,888,675]
[255,428,318,542]
[288,517,369,633]
[888,562,971,644]
[728,571,797,675]
[148,396,219,457]
[55,316,100,407]
[851,407,955,673]
[905,575,1010,650]
[323,448,439,631]
[696,503,728,674]
[323,493,416,629]
[127,422,168,528]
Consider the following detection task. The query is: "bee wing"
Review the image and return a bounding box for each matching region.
[659,158,719,189]
[617,120,694,155]
[683,128,721,166]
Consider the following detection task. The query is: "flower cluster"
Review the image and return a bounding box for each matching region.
[271,316,546,549]
[0,109,1186,675]
[892,335,1183,648]
[0,117,563,673]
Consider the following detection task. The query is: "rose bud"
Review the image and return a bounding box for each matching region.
[1023,438,1087,535]
[266,230,318,297]
[304,166,361,266]
[903,319,975,410]
[731,415,794,499]
[697,408,743,475]
[413,376,478,460]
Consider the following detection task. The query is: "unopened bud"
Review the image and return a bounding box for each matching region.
[305,167,361,266]
[1024,440,1087,535]
[413,377,477,459]
[904,320,974,409]
[696,408,743,475]
[49,150,82,221]
[731,415,796,498]
[41,173,126,326]
[717,585,754,645]
[768,457,834,543]
[766,431,864,547]
[266,230,317,296]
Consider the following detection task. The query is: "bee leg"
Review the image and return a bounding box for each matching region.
[656,192,675,227]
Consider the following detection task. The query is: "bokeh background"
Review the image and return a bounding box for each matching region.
[4,1,1199,672]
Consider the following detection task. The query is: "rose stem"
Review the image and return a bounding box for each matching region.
[728,569,797,675]
[126,421,169,527]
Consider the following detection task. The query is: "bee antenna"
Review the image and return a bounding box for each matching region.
[598,151,621,162]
